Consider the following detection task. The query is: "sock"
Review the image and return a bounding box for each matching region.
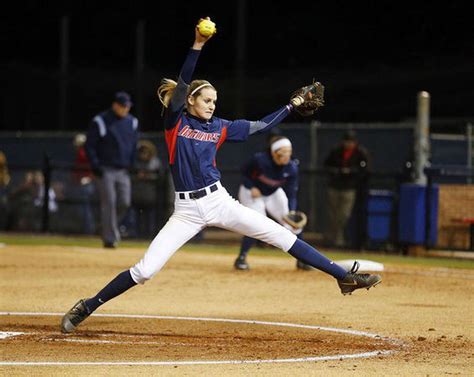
[85,270,137,313]
[295,233,307,266]
[238,236,256,259]
[288,239,347,280]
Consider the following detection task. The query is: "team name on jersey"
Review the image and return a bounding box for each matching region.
[178,125,220,143]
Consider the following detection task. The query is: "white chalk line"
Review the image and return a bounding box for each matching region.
[0,351,393,366]
[0,331,24,339]
[0,311,389,339]
[47,338,192,346]
[1,331,195,347]
[0,311,400,366]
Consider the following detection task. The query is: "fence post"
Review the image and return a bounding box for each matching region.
[308,121,319,231]
[58,16,69,130]
[424,169,432,249]
[41,154,51,232]
[414,91,430,185]
[134,19,145,126]
[234,0,247,117]
[467,123,473,184]
[358,172,370,250]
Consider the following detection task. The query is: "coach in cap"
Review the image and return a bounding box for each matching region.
[85,91,139,248]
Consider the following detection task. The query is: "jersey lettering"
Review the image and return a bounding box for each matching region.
[178,125,220,143]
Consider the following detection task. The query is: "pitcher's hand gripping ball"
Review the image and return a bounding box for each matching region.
[197,18,217,37]
[282,211,308,230]
[290,81,325,116]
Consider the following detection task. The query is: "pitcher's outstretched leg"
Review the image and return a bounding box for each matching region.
[337,261,382,295]
[288,239,382,294]
[61,270,137,333]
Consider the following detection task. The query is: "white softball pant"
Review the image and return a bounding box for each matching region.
[130,181,297,284]
[238,185,302,235]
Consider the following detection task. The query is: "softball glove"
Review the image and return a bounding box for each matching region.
[282,211,308,229]
[290,81,325,116]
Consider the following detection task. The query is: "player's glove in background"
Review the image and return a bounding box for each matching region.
[282,211,308,229]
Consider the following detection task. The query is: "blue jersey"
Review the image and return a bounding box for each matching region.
[163,49,292,192]
[242,152,299,210]
[85,109,139,170]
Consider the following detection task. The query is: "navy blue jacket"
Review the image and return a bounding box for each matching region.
[85,109,139,170]
[242,151,299,210]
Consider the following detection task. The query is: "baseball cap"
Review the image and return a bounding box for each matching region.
[113,91,133,107]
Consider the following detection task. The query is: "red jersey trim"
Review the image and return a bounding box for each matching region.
[165,118,182,165]
[213,126,227,166]
[216,126,227,150]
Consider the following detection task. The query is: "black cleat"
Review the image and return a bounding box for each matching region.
[337,261,382,295]
[234,256,249,271]
[61,299,91,333]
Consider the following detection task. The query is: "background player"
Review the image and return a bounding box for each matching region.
[234,135,312,271]
[61,18,381,333]
[323,130,372,248]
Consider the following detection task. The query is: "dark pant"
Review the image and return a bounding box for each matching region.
[97,168,131,244]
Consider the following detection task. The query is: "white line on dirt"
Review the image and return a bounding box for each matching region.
[0,311,400,366]
[0,351,393,366]
[0,331,24,339]
[0,311,387,339]
[47,338,191,346]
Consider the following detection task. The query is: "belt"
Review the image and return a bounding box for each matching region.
[178,184,219,200]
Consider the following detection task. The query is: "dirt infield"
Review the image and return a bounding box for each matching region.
[0,244,473,376]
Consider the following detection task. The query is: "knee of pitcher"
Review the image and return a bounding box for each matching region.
[129,266,155,284]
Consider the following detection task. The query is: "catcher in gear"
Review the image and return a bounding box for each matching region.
[234,136,313,271]
[290,81,325,116]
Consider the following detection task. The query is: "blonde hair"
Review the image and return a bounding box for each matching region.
[157,79,216,109]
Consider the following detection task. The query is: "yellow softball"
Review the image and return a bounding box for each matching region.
[197,19,217,37]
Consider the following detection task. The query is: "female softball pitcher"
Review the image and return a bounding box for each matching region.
[61,18,381,333]
[234,135,312,271]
